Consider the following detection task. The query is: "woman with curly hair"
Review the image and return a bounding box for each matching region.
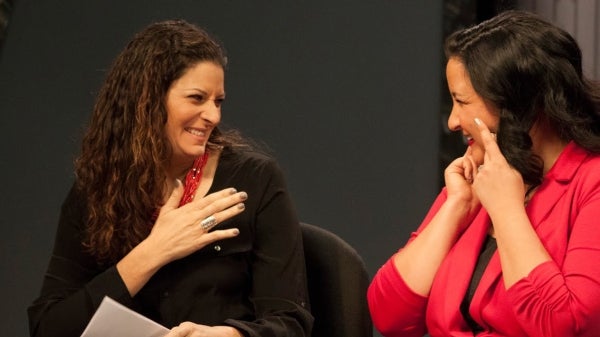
[368,10,600,337]
[28,20,312,337]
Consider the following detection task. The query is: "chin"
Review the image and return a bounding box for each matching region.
[189,150,206,158]
[188,143,207,153]
[177,148,206,161]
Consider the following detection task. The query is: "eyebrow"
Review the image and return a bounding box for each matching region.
[183,88,208,93]
[450,90,470,99]
[184,88,225,95]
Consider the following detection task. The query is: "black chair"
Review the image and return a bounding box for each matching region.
[300,223,373,337]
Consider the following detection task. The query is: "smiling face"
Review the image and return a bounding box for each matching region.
[446,57,499,165]
[165,61,225,170]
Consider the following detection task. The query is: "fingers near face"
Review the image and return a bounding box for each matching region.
[464,152,477,183]
[474,118,501,159]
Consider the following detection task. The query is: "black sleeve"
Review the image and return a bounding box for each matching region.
[224,157,314,337]
[27,185,134,337]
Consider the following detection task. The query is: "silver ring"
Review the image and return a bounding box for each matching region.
[199,215,217,230]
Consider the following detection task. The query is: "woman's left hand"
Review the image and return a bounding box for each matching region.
[164,322,243,337]
[472,118,526,218]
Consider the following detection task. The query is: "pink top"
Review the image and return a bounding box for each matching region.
[368,142,600,337]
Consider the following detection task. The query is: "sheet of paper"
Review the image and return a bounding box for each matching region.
[81,296,170,337]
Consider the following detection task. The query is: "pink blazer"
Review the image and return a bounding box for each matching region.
[368,142,600,337]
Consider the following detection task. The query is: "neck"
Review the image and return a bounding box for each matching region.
[530,121,568,175]
[167,151,209,182]
[168,161,194,182]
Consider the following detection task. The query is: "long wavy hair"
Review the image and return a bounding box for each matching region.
[75,20,247,264]
[445,10,600,188]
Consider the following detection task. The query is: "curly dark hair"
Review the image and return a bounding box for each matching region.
[75,20,248,263]
[444,10,600,187]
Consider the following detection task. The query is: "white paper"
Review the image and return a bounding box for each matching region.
[81,296,170,337]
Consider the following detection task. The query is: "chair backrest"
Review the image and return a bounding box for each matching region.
[300,222,373,337]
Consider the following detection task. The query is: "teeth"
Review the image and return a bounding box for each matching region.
[187,128,205,136]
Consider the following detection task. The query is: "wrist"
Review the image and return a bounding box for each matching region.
[217,326,244,337]
[229,327,244,337]
[441,197,481,231]
[116,240,165,296]
[133,238,169,271]
[443,196,475,216]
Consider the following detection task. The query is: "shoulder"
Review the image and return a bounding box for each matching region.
[219,147,280,172]
[565,150,600,207]
[215,148,292,206]
[573,148,600,181]
[551,142,600,185]
[215,148,288,190]
[61,183,87,216]
[577,153,600,187]
[581,151,600,169]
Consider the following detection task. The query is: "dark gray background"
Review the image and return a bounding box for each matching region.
[0,1,442,335]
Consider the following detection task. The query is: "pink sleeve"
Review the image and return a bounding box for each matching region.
[367,257,428,337]
[506,261,600,337]
[367,190,448,337]
[507,181,600,337]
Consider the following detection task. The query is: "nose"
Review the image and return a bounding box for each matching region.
[201,100,221,124]
[447,105,461,132]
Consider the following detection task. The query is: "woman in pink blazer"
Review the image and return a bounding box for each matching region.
[368,10,600,337]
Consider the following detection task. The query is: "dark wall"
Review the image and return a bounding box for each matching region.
[0,1,442,334]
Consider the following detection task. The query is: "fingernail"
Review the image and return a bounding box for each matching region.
[239,192,248,200]
[230,188,237,194]
[232,228,240,235]
[474,118,482,126]
[237,203,245,210]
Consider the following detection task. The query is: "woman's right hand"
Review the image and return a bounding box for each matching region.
[444,146,481,219]
[146,182,247,265]
[117,183,246,296]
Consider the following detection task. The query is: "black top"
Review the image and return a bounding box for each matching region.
[460,234,497,333]
[28,149,313,337]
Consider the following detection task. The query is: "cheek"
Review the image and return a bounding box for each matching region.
[164,121,175,138]
[164,121,181,148]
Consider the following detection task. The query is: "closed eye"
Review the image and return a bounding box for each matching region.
[189,94,206,103]
[454,98,467,106]
[451,92,467,106]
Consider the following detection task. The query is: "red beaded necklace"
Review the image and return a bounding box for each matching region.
[179,150,210,206]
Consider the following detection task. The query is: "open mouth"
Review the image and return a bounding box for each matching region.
[186,127,206,137]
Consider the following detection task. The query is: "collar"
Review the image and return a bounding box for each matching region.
[544,141,590,184]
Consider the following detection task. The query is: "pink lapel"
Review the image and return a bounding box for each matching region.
[427,209,491,334]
